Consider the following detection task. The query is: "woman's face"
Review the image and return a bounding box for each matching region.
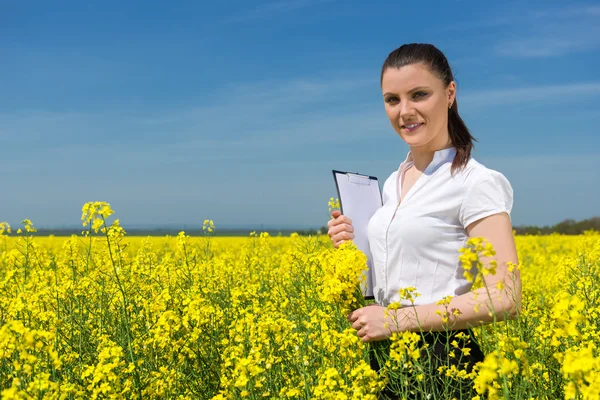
[381,63,456,152]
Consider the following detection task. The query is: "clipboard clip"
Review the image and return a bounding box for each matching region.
[346,172,372,185]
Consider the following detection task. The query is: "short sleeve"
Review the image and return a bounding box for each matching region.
[459,170,513,228]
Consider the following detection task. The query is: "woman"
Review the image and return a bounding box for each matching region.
[327,43,521,398]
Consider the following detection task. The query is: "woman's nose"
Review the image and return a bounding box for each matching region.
[400,100,416,118]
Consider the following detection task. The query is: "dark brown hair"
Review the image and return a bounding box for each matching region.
[380,43,476,173]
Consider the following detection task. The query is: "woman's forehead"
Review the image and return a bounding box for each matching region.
[381,64,441,92]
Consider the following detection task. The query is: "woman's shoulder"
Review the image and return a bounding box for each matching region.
[453,157,512,189]
[456,158,514,226]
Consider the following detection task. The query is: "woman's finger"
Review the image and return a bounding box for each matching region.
[351,319,363,331]
[357,326,368,339]
[332,233,352,247]
[329,214,352,227]
[330,223,354,237]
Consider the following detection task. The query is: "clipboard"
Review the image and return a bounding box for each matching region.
[332,170,383,300]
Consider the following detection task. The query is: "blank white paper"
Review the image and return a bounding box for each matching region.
[333,170,382,299]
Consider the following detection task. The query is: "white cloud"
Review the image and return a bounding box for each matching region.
[446,4,600,58]
[492,4,600,58]
[493,29,600,58]
[449,4,600,29]
[460,82,600,107]
[0,73,382,154]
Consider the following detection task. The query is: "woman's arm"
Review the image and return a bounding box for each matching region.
[399,212,520,332]
[349,212,521,341]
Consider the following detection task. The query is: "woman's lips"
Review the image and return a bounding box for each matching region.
[403,123,424,132]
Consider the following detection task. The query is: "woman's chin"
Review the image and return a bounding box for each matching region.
[399,135,426,148]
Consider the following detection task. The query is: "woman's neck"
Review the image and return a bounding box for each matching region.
[409,151,434,172]
[409,139,453,171]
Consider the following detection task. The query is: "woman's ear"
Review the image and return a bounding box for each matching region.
[447,81,457,106]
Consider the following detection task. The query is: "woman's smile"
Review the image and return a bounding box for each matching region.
[403,122,425,132]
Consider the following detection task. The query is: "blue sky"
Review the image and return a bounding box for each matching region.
[1,0,599,230]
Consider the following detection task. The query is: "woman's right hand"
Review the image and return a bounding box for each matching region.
[327,210,355,248]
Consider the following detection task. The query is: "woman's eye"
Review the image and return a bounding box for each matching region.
[385,96,399,103]
[413,91,427,99]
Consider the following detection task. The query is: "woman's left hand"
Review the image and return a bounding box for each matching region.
[348,304,396,342]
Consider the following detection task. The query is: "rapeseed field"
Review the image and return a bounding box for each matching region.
[0,202,598,399]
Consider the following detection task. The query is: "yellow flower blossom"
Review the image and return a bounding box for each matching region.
[0,203,596,399]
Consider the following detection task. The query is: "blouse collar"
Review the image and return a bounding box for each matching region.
[399,147,457,175]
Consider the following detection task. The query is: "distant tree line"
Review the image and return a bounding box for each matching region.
[6,217,599,237]
[513,217,600,235]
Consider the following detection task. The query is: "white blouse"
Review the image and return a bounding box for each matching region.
[367,147,513,306]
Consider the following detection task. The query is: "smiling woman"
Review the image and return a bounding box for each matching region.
[327,43,520,399]
[379,45,475,173]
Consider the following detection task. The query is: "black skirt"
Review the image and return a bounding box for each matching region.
[369,329,485,400]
